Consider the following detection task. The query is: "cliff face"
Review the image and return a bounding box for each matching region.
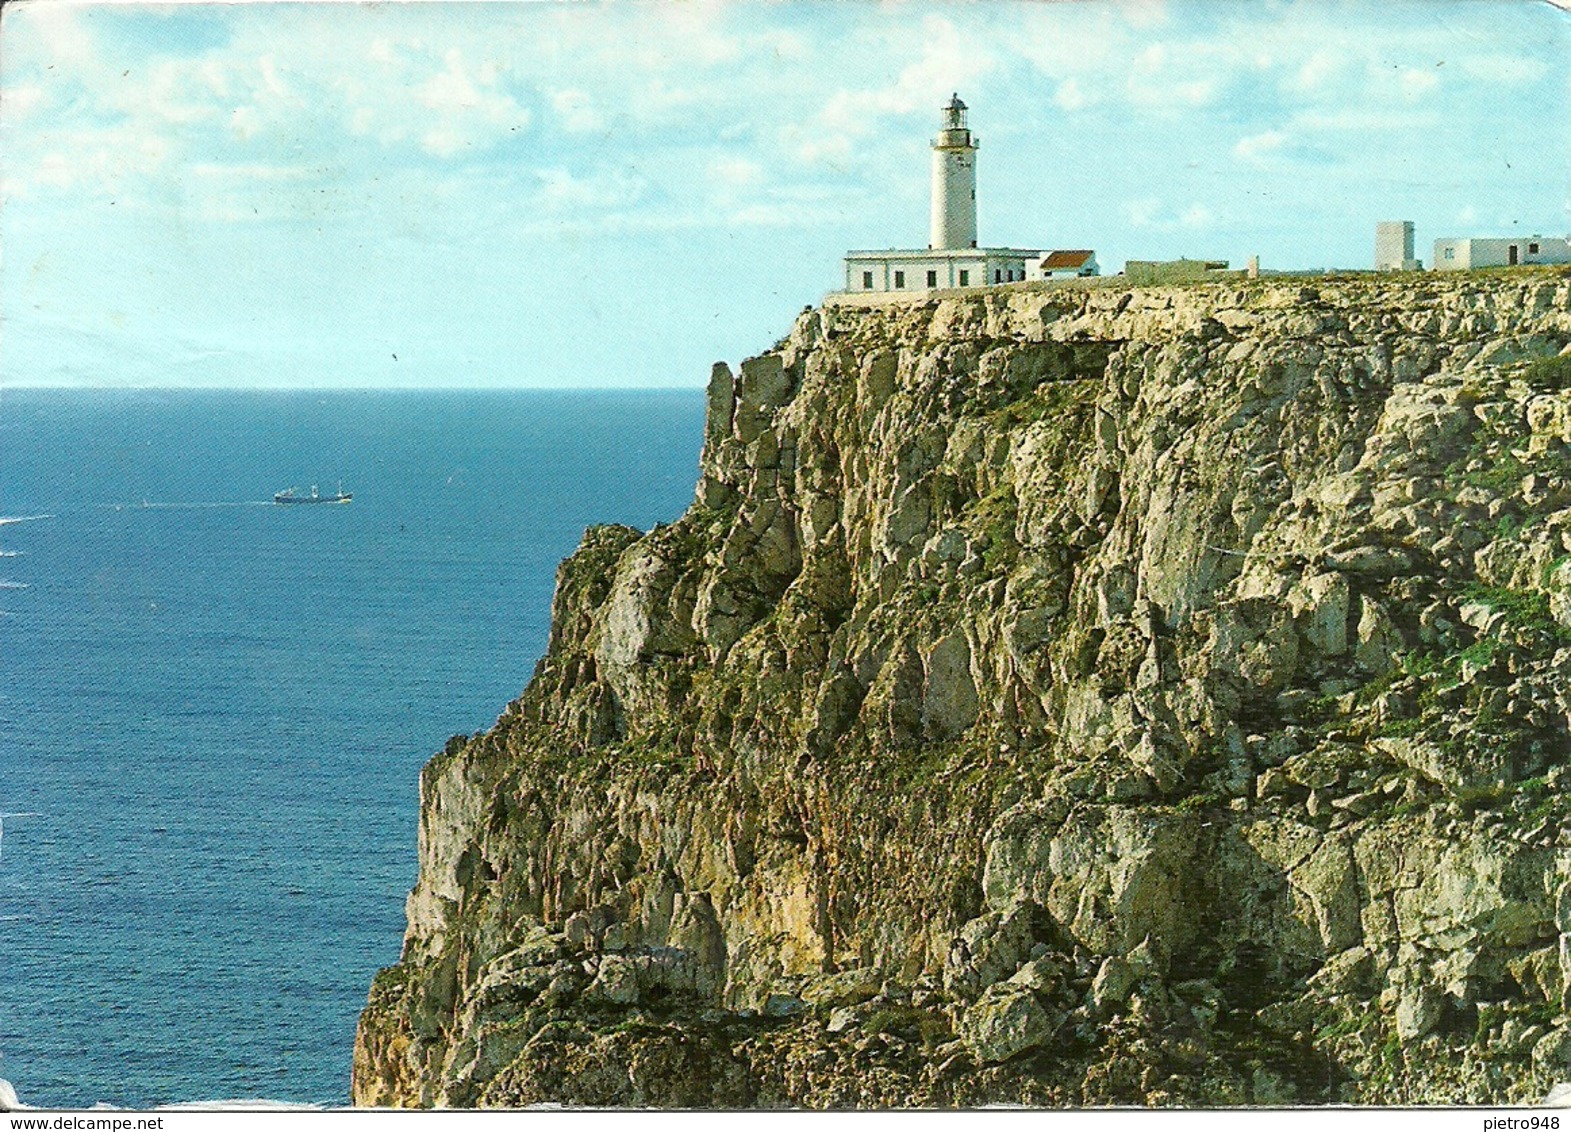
[354,271,1571,1107]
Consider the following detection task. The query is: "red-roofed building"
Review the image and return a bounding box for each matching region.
[1036,250,1100,279]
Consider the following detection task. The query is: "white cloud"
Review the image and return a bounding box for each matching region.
[784,125,853,169]
[725,200,823,229]
[1120,197,1215,232]
[817,14,996,140]
[258,53,289,98]
[195,59,230,99]
[1121,0,1170,30]
[419,51,488,112]
[1128,73,1217,108]
[637,2,744,69]
[710,156,764,189]
[339,43,528,157]
[1234,130,1288,163]
[549,89,605,134]
[1125,42,1221,110]
[1053,77,1087,112]
[763,29,809,63]
[367,36,399,66]
[31,153,75,191]
[1398,67,1440,101]
[420,128,466,158]
[138,60,225,124]
[3,117,176,205]
[7,4,97,71]
[189,162,313,182]
[1294,108,1438,133]
[1,81,46,122]
[1020,8,1119,76]
[533,167,647,214]
[1125,197,1161,228]
[1456,53,1550,87]
[1289,50,1346,94]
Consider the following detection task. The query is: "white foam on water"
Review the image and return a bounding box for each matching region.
[9,1093,323,1112]
[102,501,274,511]
[0,812,43,865]
[0,515,53,526]
[158,1100,325,1111]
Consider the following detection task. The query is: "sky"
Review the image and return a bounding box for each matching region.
[2,0,1569,389]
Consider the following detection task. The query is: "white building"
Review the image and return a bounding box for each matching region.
[1432,234,1571,271]
[843,95,1049,293]
[844,248,1039,293]
[1375,221,1421,271]
[1037,250,1099,279]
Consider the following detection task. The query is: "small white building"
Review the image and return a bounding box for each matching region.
[1432,234,1571,271]
[842,95,1045,293]
[1375,221,1422,271]
[1037,250,1099,279]
[844,248,1038,293]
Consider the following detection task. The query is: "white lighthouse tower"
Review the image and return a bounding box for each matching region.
[930,93,978,250]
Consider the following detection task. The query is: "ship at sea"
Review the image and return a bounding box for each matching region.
[274,484,351,505]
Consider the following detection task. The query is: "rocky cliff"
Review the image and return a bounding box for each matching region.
[353,269,1571,1107]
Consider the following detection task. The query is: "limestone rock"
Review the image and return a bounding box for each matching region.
[945,902,1039,999]
[734,353,792,443]
[1090,956,1136,1017]
[585,948,716,1007]
[922,632,979,739]
[356,272,1571,1110]
[1007,956,1064,995]
[1289,572,1350,657]
[1308,946,1373,996]
[960,985,1059,1064]
[1394,977,1444,1041]
[706,362,735,445]
[1353,597,1402,675]
[1535,1028,1571,1076]
[802,969,881,1009]
[763,994,808,1019]
[984,804,1206,955]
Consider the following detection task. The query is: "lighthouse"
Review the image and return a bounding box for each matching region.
[930,94,978,250]
[841,95,1094,293]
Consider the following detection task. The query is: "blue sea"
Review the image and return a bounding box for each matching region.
[0,389,704,1109]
